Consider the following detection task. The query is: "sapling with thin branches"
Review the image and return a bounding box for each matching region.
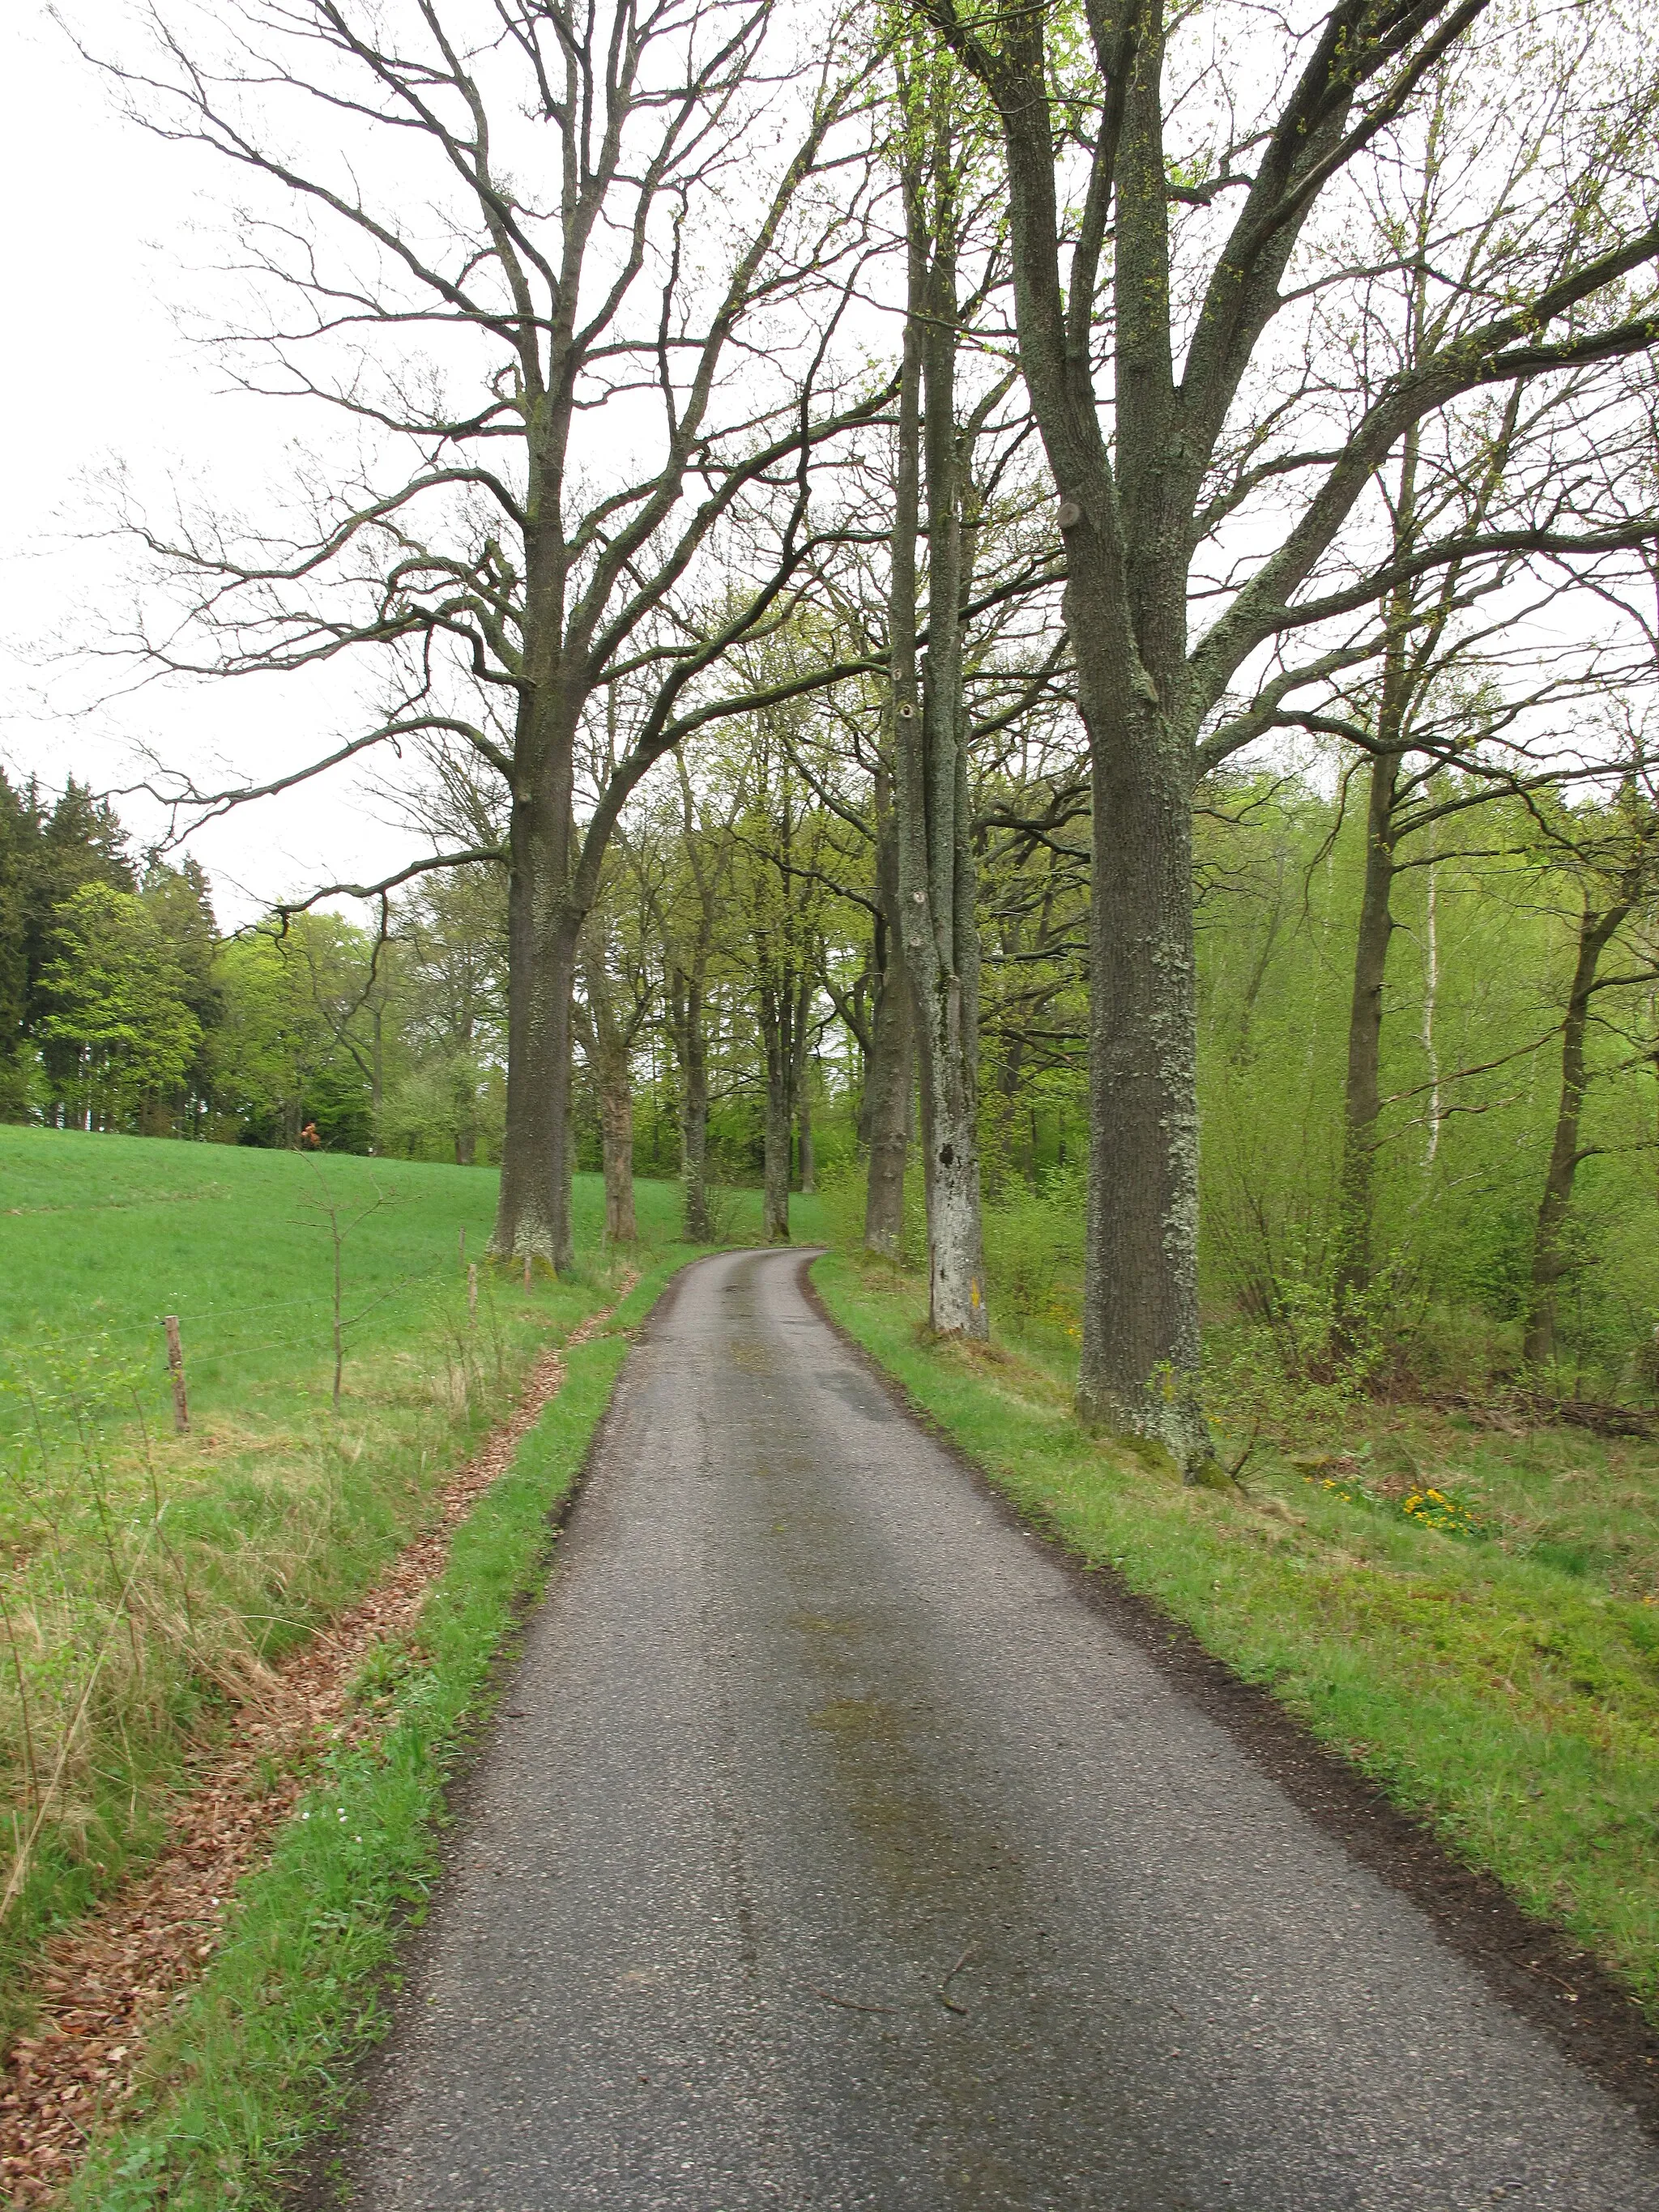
[300,1163,393,1409]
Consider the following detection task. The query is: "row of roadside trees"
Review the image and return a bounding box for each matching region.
[59,0,1659,1465]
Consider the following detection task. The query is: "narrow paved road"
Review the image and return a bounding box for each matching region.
[345,1249,1659,2210]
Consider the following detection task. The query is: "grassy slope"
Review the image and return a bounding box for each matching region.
[0,1130,799,2043]
[811,1249,1659,2024]
[1,1123,638,1417]
[62,1259,685,2212]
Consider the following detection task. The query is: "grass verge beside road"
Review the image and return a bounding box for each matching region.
[810,1249,1659,2031]
[60,1255,681,2212]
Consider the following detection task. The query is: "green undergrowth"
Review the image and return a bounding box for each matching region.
[0,1128,739,2048]
[62,1254,683,2212]
[810,1249,1659,2028]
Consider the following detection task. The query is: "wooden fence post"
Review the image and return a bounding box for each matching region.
[467,1264,478,1328]
[522,1255,533,1294]
[164,1315,189,1434]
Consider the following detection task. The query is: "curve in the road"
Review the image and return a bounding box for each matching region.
[339,1247,1659,2210]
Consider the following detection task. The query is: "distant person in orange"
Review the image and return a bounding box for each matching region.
[300,1121,322,1149]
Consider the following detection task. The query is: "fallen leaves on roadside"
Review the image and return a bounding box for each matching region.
[0,1281,634,2205]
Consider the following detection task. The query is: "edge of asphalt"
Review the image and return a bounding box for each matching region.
[291,1244,1659,2206]
[796,1248,1659,2145]
[286,1257,702,2211]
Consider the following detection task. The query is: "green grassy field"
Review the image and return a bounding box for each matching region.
[812,1247,1659,2028]
[0,1127,817,2047]
[1,1124,642,1434]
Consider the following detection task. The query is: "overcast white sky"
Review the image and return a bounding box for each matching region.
[0,2,411,923]
[4,0,1645,926]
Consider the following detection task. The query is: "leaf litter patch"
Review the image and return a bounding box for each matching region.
[0,1280,634,2204]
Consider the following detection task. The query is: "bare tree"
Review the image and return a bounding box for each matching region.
[89,0,889,1269]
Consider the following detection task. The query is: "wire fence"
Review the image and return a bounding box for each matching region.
[0,1165,629,1443]
[0,1249,508,1450]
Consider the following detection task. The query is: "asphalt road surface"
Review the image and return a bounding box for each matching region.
[343,1248,1659,2210]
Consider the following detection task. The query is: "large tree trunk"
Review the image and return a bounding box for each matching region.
[915,922,987,1334]
[598,1066,636,1241]
[673,965,712,1240]
[490,764,580,1273]
[1073,647,1206,1463]
[863,901,914,1255]
[589,1025,636,1244]
[1331,746,1403,1351]
[1525,897,1631,1367]
[889,107,987,1338]
[760,993,791,1243]
[954,2,1234,1466]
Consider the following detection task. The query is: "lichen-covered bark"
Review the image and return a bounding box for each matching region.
[487,471,586,1275]
[889,81,988,1338]
[917,962,987,1336]
[969,1,1204,1460]
[491,750,580,1273]
[863,812,915,1255]
[1069,578,1208,1466]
